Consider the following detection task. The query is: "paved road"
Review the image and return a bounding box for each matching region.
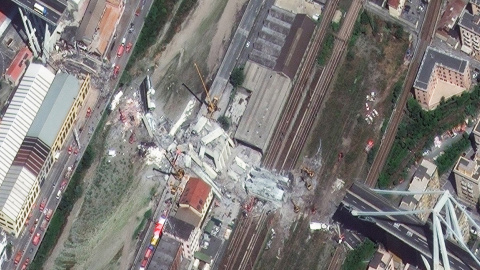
[365,0,442,187]
[208,0,266,118]
[8,0,151,269]
[12,0,66,26]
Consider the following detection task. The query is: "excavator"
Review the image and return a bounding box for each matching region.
[291,199,300,213]
[301,166,315,178]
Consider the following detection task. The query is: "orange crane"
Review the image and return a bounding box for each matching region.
[164,153,185,180]
[194,63,220,117]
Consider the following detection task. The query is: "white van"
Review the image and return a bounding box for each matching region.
[56,190,61,200]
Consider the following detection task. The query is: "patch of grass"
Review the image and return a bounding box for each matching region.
[164,0,199,45]
[317,33,335,66]
[132,209,153,239]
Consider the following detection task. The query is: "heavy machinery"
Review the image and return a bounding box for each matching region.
[291,199,300,213]
[194,63,220,116]
[164,153,185,180]
[305,180,313,191]
[301,166,315,178]
[129,131,136,144]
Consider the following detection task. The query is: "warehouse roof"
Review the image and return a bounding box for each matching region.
[27,73,80,147]
[13,137,49,177]
[147,236,181,270]
[414,46,468,91]
[76,0,106,45]
[274,14,316,79]
[0,165,37,221]
[235,61,292,153]
[0,64,54,185]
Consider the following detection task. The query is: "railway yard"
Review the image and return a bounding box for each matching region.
[1,0,477,269]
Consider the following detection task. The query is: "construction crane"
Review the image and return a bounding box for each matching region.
[194,63,220,117]
[164,153,185,180]
[301,166,315,178]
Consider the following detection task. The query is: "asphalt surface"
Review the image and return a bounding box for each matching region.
[12,0,66,26]
[6,0,151,269]
[341,182,479,270]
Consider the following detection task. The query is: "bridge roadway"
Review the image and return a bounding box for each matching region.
[12,0,67,25]
[341,182,478,270]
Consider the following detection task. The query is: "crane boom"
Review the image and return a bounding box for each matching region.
[194,63,211,102]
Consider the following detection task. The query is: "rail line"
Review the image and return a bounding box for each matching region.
[364,0,442,187]
[262,0,340,169]
[263,0,362,171]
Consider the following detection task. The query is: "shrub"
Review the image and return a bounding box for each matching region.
[230,67,245,87]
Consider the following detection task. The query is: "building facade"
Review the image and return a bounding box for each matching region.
[453,152,480,206]
[459,1,480,55]
[176,177,213,227]
[413,46,471,110]
[387,0,406,18]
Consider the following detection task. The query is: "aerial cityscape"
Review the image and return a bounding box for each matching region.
[1,0,480,269]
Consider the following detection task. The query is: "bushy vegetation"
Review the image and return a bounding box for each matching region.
[317,33,334,66]
[218,115,231,130]
[132,209,153,239]
[164,0,198,44]
[30,145,96,269]
[121,0,176,85]
[435,134,470,175]
[342,239,376,270]
[379,86,480,188]
[230,67,245,87]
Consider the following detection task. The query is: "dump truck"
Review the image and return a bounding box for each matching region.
[14,251,22,265]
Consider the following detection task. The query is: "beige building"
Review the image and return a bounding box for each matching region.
[176,178,213,228]
[387,0,406,18]
[399,159,440,222]
[0,65,90,236]
[454,152,480,206]
[459,1,480,54]
[413,46,471,110]
[368,247,394,270]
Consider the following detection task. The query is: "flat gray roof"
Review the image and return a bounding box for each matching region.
[459,10,480,35]
[147,236,181,270]
[27,73,80,147]
[414,46,468,91]
[235,61,292,153]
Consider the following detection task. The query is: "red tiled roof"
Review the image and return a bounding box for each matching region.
[5,47,32,84]
[438,0,467,31]
[179,177,211,212]
[388,0,401,9]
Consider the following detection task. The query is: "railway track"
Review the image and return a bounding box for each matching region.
[263,0,362,171]
[364,0,442,187]
[262,0,340,169]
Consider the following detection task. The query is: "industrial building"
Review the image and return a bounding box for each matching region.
[176,177,213,228]
[413,46,471,110]
[399,159,440,222]
[0,63,90,236]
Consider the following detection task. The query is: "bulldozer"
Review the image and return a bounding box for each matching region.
[291,199,300,213]
[301,166,315,178]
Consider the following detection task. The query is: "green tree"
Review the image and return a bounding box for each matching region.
[230,67,245,87]
[218,115,231,130]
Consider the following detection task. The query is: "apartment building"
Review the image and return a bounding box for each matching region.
[413,46,471,110]
[368,247,394,270]
[163,216,202,260]
[459,1,480,54]
[399,159,440,222]
[473,121,480,149]
[453,152,480,206]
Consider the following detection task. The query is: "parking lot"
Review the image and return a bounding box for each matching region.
[401,0,427,28]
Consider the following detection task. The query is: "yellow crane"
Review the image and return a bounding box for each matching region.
[301,166,315,178]
[164,153,185,180]
[194,63,220,117]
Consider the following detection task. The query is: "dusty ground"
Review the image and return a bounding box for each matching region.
[255,12,409,270]
[43,0,247,269]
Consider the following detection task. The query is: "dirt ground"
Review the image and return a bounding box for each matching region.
[254,12,410,270]
[42,0,248,269]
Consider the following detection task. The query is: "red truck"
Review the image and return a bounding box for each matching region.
[117,44,125,57]
[14,251,22,265]
[45,209,53,221]
[40,219,48,231]
[113,65,120,78]
[21,258,29,270]
[32,233,41,246]
[60,179,68,191]
[39,197,46,211]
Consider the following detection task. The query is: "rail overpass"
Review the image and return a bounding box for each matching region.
[336,182,480,270]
